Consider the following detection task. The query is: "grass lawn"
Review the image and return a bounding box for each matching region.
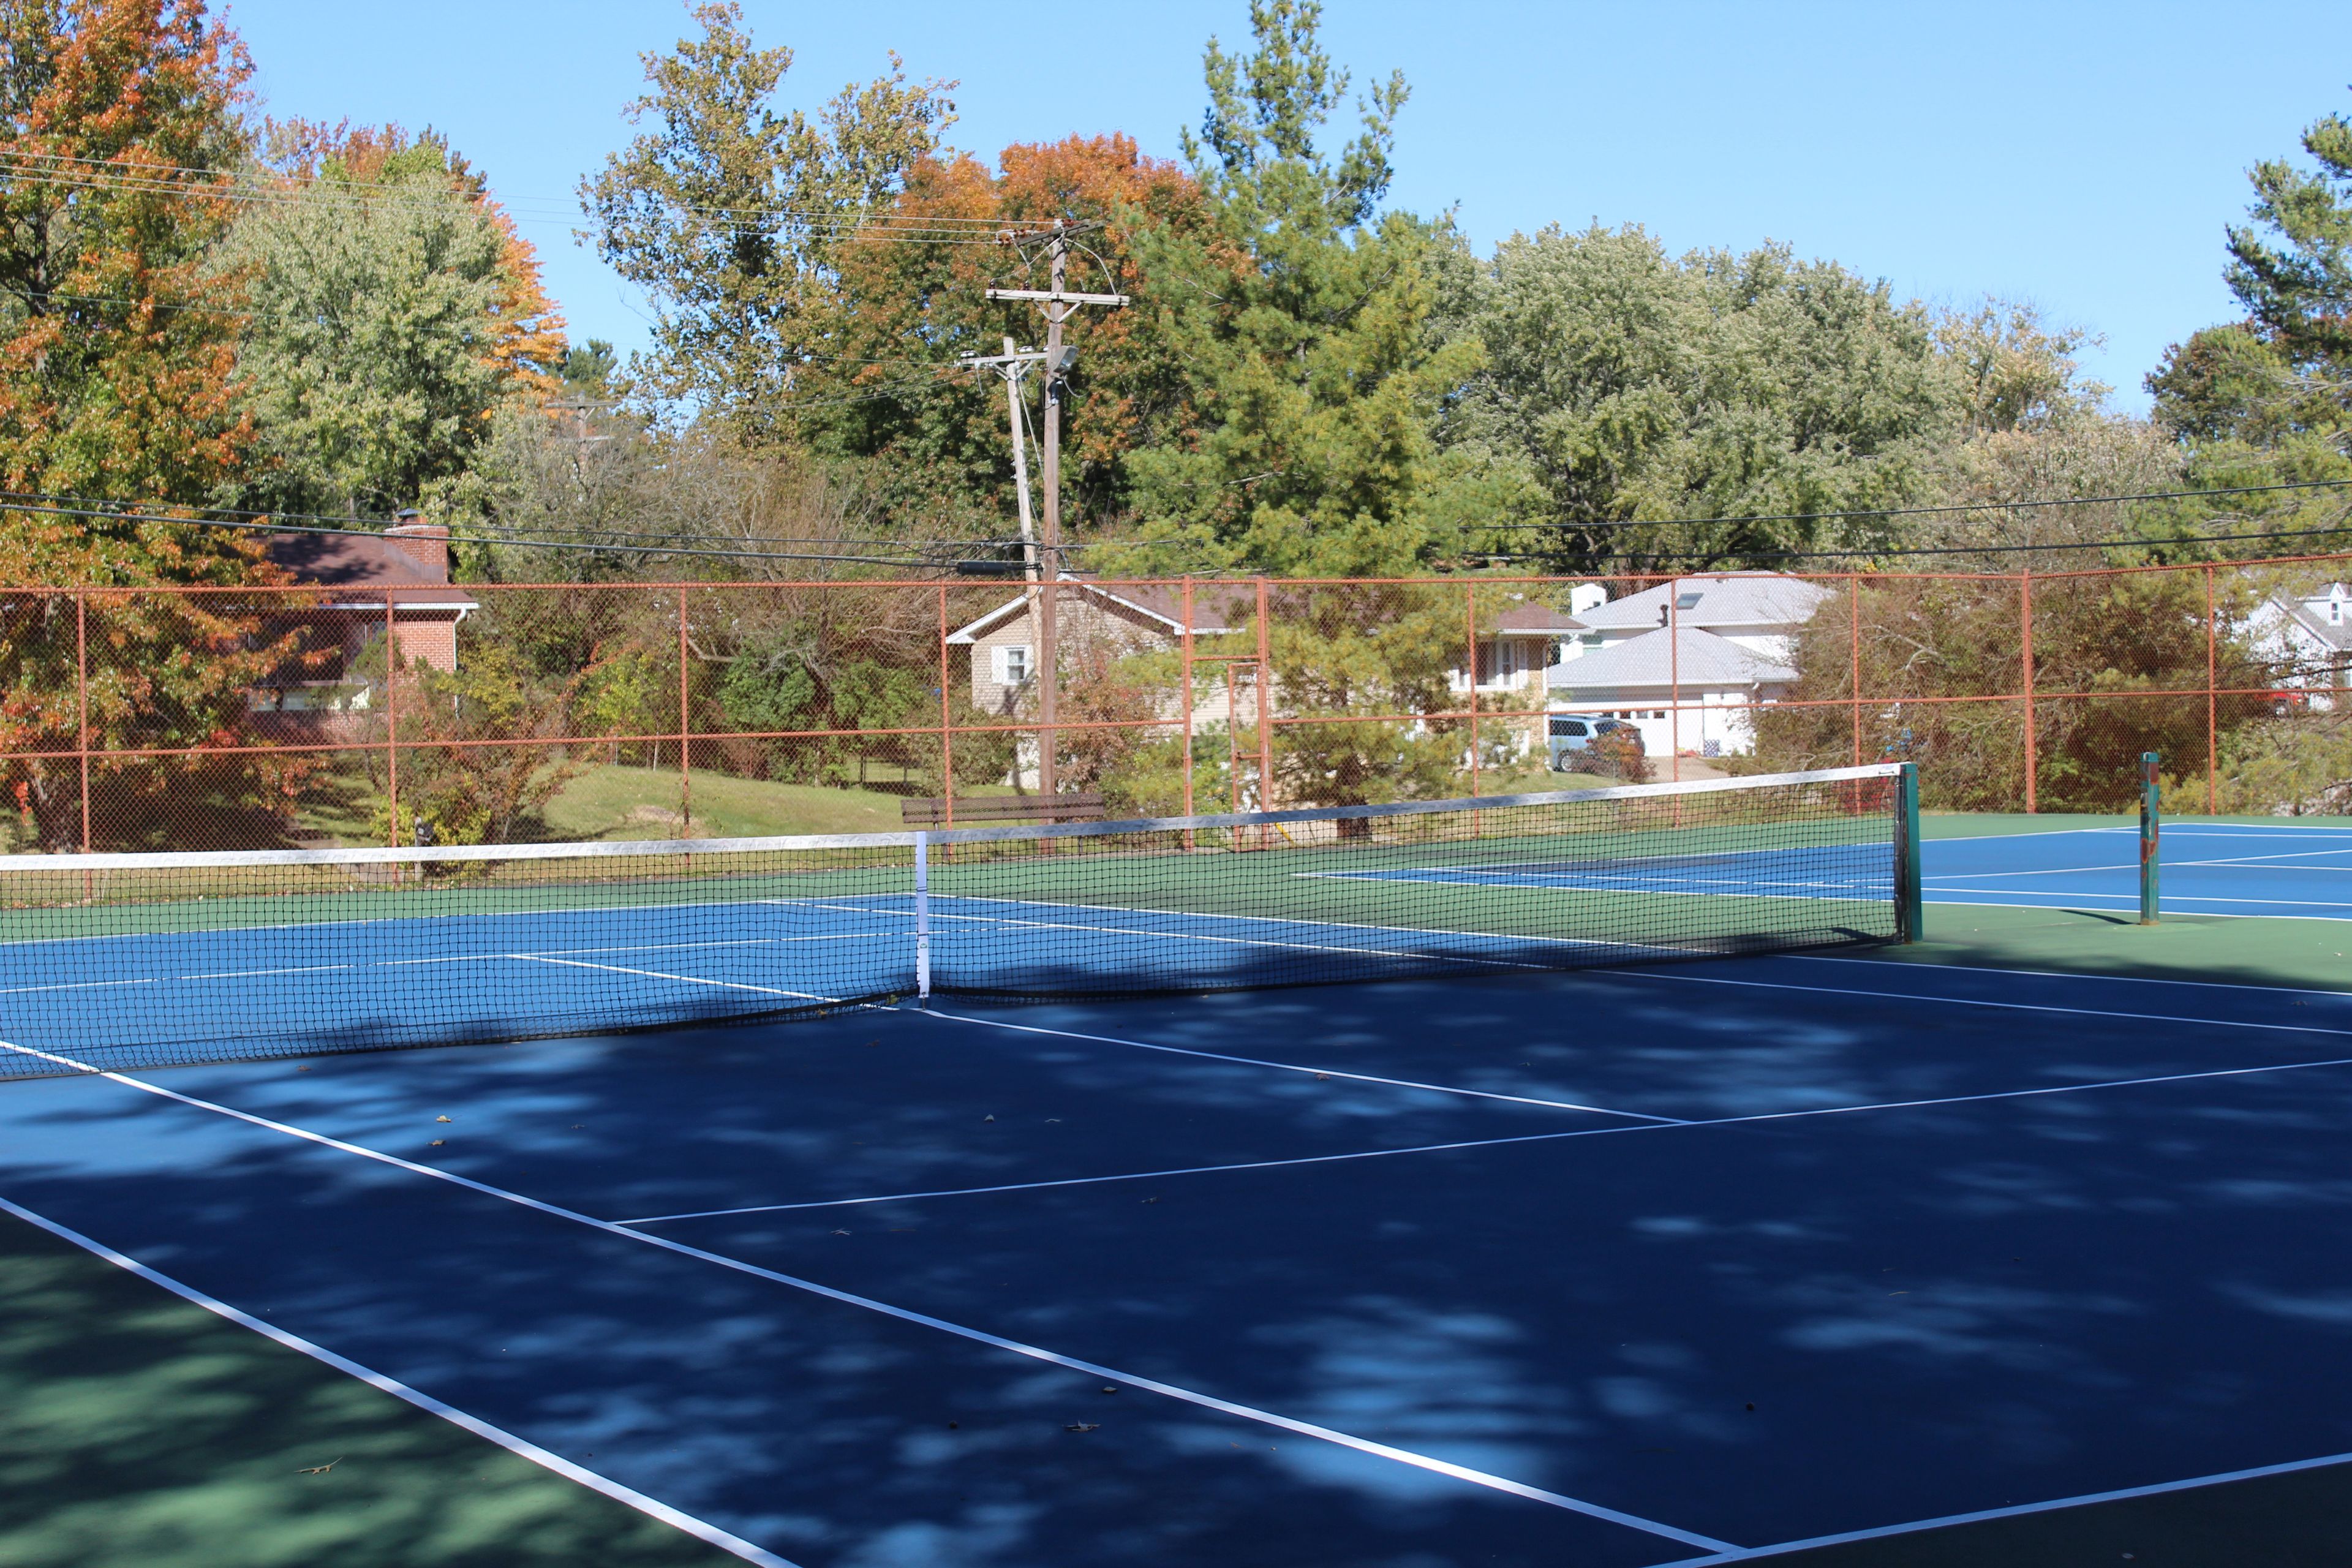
[541,763,912,840]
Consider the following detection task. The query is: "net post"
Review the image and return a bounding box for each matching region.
[914,831,931,1003]
[1896,761,1924,944]
[2139,750,2160,925]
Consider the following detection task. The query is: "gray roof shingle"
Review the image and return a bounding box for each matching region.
[1574,572,1831,633]
[1547,626,1796,690]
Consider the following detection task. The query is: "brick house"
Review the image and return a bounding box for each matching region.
[246,519,477,735]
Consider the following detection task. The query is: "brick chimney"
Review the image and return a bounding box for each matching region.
[383,510,450,581]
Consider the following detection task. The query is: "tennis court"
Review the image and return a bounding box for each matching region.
[7,768,2352,1566]
[1922,818,2352,920]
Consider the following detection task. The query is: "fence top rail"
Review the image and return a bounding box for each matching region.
[0,764,1902,875]
[10,553,2352,597]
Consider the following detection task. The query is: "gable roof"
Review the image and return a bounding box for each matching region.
[2277,584,2352,654]
[946,575,1237,644]
[1491,603,1587,634]
[1546,626,1796,690]
[1574,572,1831,633]
[262,530,476,610]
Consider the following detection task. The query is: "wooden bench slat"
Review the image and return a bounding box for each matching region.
[900,793,1107,827]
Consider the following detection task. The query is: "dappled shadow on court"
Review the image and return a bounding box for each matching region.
[659,1054,2352,1550]
[0,1210,742,1568]
[16,953,2352,1562]
[0,1077,1670,1568]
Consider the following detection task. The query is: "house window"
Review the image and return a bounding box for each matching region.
[2332,595,2343,627]
[993,644,1032,685]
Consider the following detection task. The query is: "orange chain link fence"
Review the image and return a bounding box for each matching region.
[4,555,2348,854]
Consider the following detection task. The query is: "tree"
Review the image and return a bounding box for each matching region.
[2224,105,2352,394]
[217,121,565,518]
[1444,224,1953,571]
[579,2,954,437]
[1109,0,1487,581]
[2144,99,2352,554]
[812,133,1222,538]
[0,0,312,851]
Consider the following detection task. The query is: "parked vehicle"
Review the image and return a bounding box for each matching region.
[1547,712,1643,772]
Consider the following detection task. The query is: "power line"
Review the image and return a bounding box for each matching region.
[0,497,957,570]
[1487,477,2352,534]
[1482,519,2352,568]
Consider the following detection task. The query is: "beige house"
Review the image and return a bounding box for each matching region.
[947,576,1240,720]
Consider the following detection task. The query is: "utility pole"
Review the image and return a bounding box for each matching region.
[956,338,1044,579]
[987,221,1126,797]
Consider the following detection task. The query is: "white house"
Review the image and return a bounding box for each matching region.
[2247,580,2352,708]
[1564,572,1831,661]
[1546,573,1829,756]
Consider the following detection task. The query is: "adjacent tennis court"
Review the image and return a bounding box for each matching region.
[7,768,2352,1566]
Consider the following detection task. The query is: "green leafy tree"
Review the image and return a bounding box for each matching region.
[579,2,955,437]
[1444,224,1952,570]
[217,122,565,518]
[2145,100,2352,554]
[1082,4,1490,810]
[1111,0,1487,579]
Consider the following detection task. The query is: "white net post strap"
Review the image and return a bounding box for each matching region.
[914,832,931,1003]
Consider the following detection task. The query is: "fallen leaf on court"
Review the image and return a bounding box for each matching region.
[1101,1386,1118,1394]
[982,1114,995,1122]
[831,1229,851,1236]
[1065,1423,1099,1433]
[1314,1072,1330,1080]
[429,1139,444,1147]
[296,1457,342,1475]
[434,1115,451,1123]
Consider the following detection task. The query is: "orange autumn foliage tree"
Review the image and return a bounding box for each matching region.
[0,0,312,851]
[813,134,1238,533]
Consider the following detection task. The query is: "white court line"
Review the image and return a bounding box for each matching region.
[767,897,1630,970]
[1923,886,2352,911]
[1594,966,2352,1039]
[1654,1449,2352,1564]
[0,1035,1730,1553]
[0,1192,803,1568]
[1922,895,2351,921]
[1305,868,1879,896]
[617,1036,2352,1223]
[0,935,901,997]
[1790,952,2352,1001]
[917,1010,1687,1122]
[616,1123,1667,1225]
[0,888,876,950]
[769,892,1670,955]
[0,977,156,996]
[511,955,844,1004]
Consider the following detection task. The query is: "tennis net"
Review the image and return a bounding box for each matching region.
[0,764,1913,1077]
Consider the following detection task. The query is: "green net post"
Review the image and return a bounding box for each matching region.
[2139,751,2160,925]
[1896,762,1924,943]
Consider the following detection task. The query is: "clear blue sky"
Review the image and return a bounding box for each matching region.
[226,0,2350,413]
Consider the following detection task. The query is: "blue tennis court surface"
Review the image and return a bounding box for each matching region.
[12,933,2352,1565]
[1923,820,2352,919]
